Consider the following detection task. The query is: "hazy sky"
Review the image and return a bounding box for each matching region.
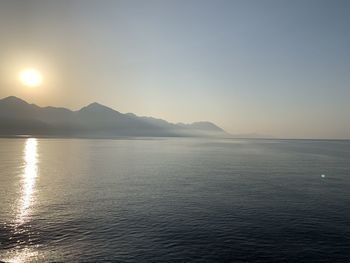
[1,0,350,139]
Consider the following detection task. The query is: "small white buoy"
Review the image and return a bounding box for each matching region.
[321,174,326,178]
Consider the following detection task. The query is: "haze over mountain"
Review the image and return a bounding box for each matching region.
[0,96,228,138]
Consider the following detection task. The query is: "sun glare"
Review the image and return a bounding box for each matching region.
[19,68,43,87]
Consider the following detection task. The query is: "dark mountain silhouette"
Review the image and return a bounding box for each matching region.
[0,96,228,138]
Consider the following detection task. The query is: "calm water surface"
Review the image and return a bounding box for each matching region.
[0,138,350,262]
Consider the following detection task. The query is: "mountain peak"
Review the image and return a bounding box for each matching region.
[79,102,120,114]
[86,102,105,108]
[1,96,28,105]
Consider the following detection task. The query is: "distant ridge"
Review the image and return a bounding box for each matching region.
[0,96,228,138]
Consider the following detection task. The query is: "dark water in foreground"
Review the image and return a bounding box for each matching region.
[0,138,350,263]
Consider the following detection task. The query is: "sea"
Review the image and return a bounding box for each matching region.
[0,137,350,262]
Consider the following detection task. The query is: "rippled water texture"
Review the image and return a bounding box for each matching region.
[1,138,350,262]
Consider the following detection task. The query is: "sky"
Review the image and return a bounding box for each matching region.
[0,0,350,139]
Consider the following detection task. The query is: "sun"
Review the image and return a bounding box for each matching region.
[19,68,43,87]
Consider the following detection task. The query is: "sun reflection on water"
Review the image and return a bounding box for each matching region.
[2,138,40,263]
[2,248,39,263]
[17,138,38,224]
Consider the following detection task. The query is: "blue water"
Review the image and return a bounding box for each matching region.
[0,138,350,262]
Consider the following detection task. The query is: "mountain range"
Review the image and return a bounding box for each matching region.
[0,96,228,138]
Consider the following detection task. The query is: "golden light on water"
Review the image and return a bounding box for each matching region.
[17,138,38,224]
[2,248,39,263]
[19,68,42,87]
[3,139,40,263]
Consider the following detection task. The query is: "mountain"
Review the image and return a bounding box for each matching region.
[0,96,228,138]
